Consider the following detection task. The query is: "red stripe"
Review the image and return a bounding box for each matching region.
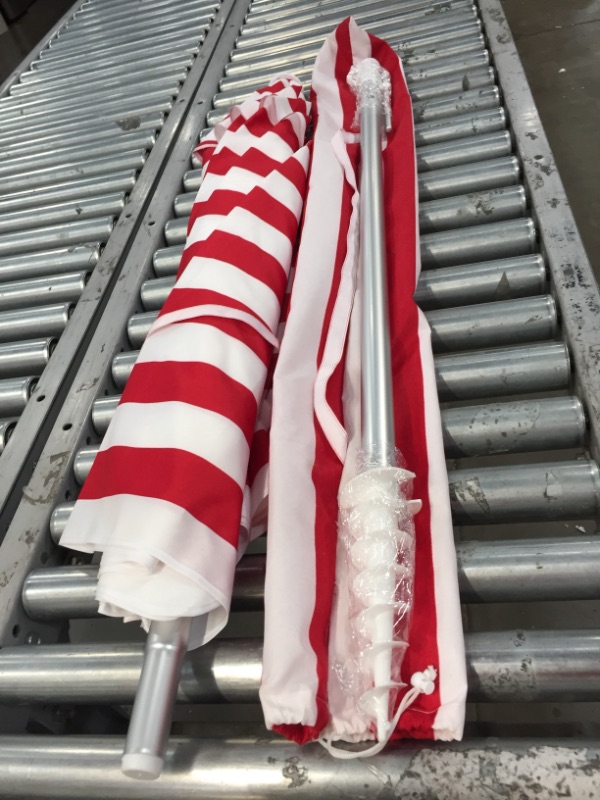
[80,447,243,549]
[153,316,273,368]
[159,288,270,330]
[120,361,258,447]
[247,428,269,488]
[228,114,307,153]
[206,148,308,197]
[177,232,288,302]
[188,186,301,248]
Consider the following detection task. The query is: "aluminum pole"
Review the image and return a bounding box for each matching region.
[359,88,395,465]
[122,618,191,780]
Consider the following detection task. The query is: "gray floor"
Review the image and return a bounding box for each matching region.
[501,0,600,280]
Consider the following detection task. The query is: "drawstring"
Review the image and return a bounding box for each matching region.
[318,666,437,759]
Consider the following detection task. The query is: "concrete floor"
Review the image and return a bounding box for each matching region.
[501,0,600,280]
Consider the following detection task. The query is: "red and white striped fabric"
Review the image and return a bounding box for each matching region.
[60,77,310,650]
[260,19,467,743]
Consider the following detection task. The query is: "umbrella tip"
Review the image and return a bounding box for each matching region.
[347,57,392,132]
[121,753,164,781]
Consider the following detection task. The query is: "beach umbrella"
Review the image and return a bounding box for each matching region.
[60,76,311,777]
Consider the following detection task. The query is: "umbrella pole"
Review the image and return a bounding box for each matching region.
[121,617,191,780]
[352,59,399,743]
[358,62,395,472]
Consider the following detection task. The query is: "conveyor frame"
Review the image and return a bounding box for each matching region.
[0,0,598,793]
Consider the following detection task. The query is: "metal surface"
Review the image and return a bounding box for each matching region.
[357,73,395,466]
[0,339,56,379]
[449,460,600,524]
[166,211,532,259]
[0,133,155,173]
[0,377,36,417]
[23,556,267,620]
[130,294,557,354]
[123,618,191,780]
[90,392,584,459]
[0,273,88,312]
[442,396,586,457]
[419,186,526,233]
[0,304,72,344]
[435,341,570,400]
[0,631,598,704]
[226,30,487,77]
[421,218,536,268]
[22,536,600,620]
[427,295,556,351]
[68,452,599,523]
[413,107,507,147]
[478,0,600,461]
[0,246,100,284]
[235,7,478,52]
[213,63,496,111]
[458,536,600,603]
[0,218,113,258]
[418,155,519,200]
[1,737,600,799]
[218,50,492,98]
[414,254,547,309]
[0,174,138,216]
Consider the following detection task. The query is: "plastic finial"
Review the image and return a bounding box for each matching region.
[348,57,392,131]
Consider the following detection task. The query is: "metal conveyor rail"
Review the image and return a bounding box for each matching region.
[0,0,598,795]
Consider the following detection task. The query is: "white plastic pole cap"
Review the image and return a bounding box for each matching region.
[121,753,164,781]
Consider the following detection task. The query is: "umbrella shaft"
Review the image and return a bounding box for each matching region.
[122,618,191,779]
[360,103,395,466]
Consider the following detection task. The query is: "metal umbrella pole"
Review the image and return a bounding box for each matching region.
[339,59,426,748]
[121,617,192,780]
[358,63,395,470]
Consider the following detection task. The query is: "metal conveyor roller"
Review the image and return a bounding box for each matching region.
[0,0,598,795]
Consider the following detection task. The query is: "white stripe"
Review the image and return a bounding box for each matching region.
[61,494,238,650]
[260,28,345,730]
[313,131,360,462]
[419,310,467,741]
[199,158,307,217]
[151,305,278,349]
[213,129,295,161]
[139,323,266,400]
[175,257,282,332]
[187,207,292,266]
[101,401,250,489]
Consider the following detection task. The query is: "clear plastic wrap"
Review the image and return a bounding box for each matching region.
[335,449,422,741]
[347,58,392,132]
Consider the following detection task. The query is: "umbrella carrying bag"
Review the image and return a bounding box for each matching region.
[261,18,466,750]
[61,17,466,767]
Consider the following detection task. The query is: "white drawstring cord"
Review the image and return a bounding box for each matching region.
[318,666,437,759]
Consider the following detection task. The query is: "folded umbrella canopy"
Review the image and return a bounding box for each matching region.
[260,19,467,746]
[61,77,311,650]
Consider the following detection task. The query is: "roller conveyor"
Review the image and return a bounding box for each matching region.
[0,0,598,796]
[0,0,231,525]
